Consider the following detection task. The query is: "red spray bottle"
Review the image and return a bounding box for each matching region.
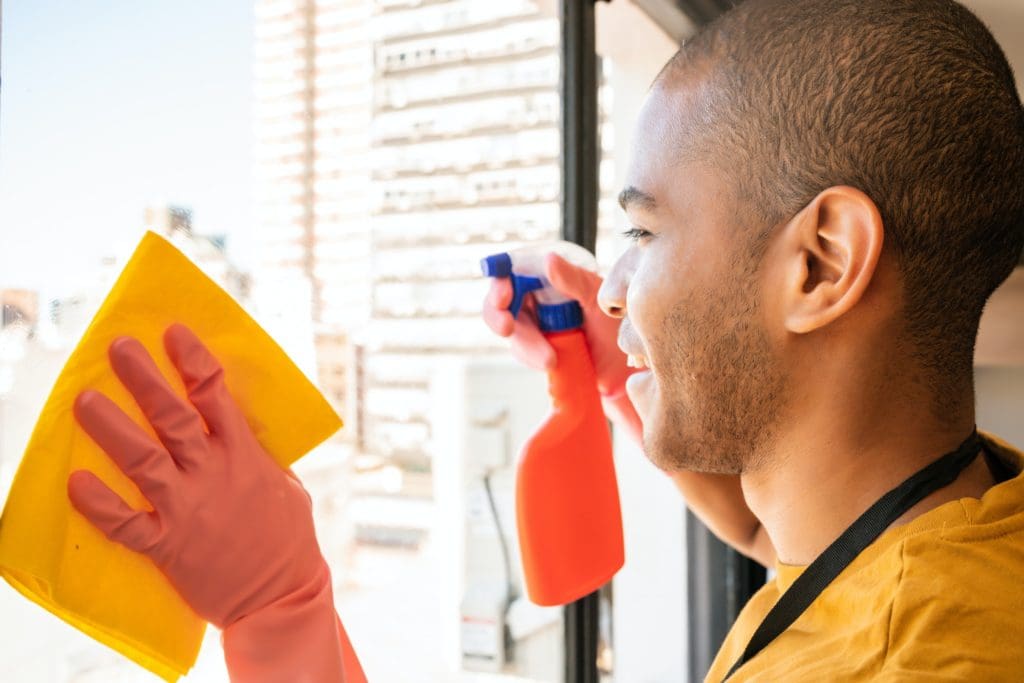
[481,243,624,607]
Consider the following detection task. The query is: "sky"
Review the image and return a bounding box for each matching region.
[0,0,255,293]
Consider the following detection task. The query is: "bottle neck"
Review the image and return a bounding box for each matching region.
[544,328,600,409]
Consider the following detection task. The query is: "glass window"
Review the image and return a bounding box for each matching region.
[0,1,591,680]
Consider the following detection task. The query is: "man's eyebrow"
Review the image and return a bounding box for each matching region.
[618,186,658,211]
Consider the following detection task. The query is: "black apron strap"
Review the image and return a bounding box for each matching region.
[723,429,982,680]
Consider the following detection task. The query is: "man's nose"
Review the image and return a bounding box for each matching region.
[598,248,637,319]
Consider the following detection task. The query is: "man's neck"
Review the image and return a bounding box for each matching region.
[740,402,989,567]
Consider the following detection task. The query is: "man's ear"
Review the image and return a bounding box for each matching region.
[776,186,884,334]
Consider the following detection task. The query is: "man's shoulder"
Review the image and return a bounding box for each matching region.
[891,471,1024,609]
[882,524,1024,677]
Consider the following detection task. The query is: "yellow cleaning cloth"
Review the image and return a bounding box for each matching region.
[0,230,343,681]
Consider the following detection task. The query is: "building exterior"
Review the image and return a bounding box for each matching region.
[253,0,615,470]
[365,0,561,469]
[253,0,374,436]
[144,204,253,303]
[0,290,39,332]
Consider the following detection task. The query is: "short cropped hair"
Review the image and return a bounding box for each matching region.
[662,0,1024,413]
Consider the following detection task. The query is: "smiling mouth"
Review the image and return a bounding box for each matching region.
[619,318,651,371]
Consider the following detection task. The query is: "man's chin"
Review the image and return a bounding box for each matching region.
[641,425,744,475]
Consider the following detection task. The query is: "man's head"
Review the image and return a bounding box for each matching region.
[599,0,1024,474]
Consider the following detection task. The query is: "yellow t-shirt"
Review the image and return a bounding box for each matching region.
[705,433,1024,682]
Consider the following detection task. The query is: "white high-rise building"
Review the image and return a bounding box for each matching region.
[253,0,373,329]
[362,1,563,466]
[253,0,374,431]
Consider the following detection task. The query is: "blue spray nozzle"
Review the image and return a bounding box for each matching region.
[481,249,584,330]
[480,253,513,278]
[481,252,545,319]
[509,274,544,319]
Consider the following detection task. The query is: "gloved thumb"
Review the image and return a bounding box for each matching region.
[285,467,314,507]
[545,252,602,306]
[68,470,162,556]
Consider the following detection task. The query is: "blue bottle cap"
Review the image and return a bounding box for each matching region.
[537,301,584,332]
[480,253,512,278]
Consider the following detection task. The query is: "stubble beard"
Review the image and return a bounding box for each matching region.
[644,275,786,476]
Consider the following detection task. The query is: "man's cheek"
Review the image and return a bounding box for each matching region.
[625,272,665,343]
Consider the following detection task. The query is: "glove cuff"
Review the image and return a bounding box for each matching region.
[221,559,366,682]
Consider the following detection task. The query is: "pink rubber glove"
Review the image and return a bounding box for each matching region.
[67,323,367,683]
[481,252,643,444]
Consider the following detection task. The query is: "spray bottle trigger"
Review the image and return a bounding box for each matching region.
[509,275,544,319]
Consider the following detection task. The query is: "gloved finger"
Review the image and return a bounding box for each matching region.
[163,323,248,443]
[108,336,209,472]
[74,390,181,512]
[482,279,514,336]
[68,469,164,556]
[545,252,603,305]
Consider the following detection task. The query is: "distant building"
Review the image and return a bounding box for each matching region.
[253,0,374,437]
[143,204,194,238]
[143,203,253,304]
[362,1,566,467]
[1,290,39,334]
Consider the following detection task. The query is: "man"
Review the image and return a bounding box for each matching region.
[491,0,1024,679]
[68,0,1024,680]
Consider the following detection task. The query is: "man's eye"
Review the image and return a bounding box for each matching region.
[622,227,653,243]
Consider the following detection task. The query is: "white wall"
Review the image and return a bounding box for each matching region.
[964,0,1024,455]
[963,0,1024,97]
[976,367,1024,448]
